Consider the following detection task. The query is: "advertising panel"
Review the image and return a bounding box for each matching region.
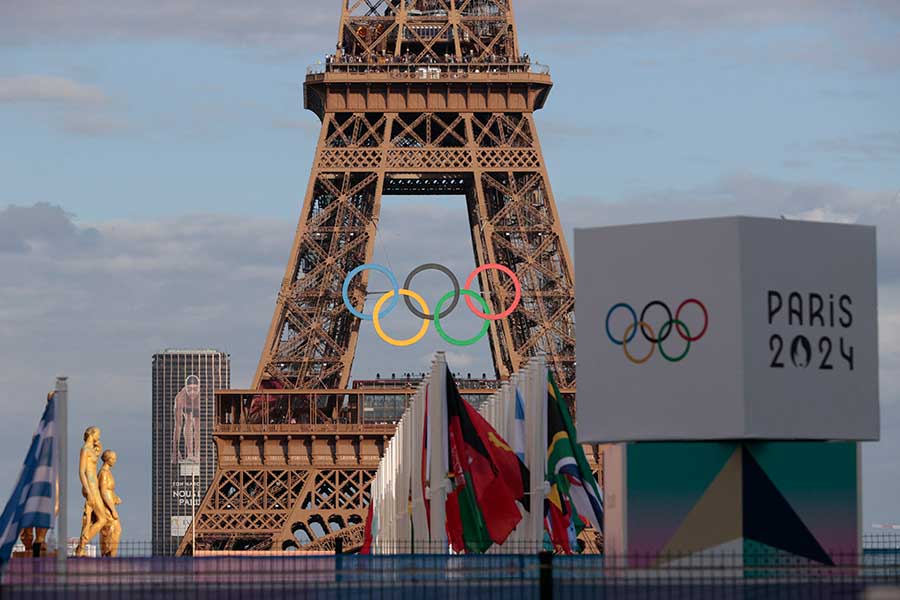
[575,217,878,442]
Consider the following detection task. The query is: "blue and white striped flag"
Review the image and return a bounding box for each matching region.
[0,394,57,565]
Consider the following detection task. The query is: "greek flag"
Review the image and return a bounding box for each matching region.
[0,394,57,565]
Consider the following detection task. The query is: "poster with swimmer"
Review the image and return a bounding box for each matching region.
[172,375,201,464]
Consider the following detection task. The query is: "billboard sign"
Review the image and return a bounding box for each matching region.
[575,217,878,442]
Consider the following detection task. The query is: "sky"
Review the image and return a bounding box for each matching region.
[1,1,899,542]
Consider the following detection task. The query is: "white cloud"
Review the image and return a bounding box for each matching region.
[784,207,858,223]
[60,112,133,137]
[0,75,135,138]
[0,75,108,104]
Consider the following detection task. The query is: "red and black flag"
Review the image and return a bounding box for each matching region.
[444,367,529,553]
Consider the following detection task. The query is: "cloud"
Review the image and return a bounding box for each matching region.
[2,2,898,71]
[60,112,134,137]
[0,203,101,255]
[806,131,900,164]
[0,1,335,52]
[0,75,133,138]
[1,174,899,538]
[0,206,292,539]
[0,75,109,104]
[517,0,899,34]
[559,173,900,284]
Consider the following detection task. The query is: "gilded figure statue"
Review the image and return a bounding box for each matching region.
[75,426,111,557]
[99,450,122,557]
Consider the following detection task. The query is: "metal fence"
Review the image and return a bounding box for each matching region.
[4,539,900,599]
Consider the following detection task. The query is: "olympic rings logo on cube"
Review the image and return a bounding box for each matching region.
[605,299,708,364]
[341,262,521,347]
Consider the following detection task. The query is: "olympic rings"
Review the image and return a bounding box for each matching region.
[343,264,399,321]
[606,300,708,363]
[434,290,491,347]
[342,262,522,346]
[373,289,430,347]
[464,263,522,321]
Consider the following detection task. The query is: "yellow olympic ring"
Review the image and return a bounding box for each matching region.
[373,289,430,347]
[622,321,656,365]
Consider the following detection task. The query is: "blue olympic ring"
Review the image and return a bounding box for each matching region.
[342,264,400,321]
[605,303,637,346]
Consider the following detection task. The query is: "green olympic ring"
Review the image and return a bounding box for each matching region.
[433,289,491,347]
[657,319,691,363]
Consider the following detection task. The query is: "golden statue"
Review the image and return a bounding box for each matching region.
[75,426,111,557]
[99,450,122,557]
[18,525,51,558]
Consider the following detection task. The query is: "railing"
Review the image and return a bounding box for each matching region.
[306,61,550,79]
[13,534,900,558]
[353,377,503,390]
[213,388,512,433]
[4,546,900,599]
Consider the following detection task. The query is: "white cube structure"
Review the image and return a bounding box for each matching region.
[575,217,879,443]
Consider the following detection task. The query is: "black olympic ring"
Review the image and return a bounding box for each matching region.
[403,263,460,321]
[639,300,673,344]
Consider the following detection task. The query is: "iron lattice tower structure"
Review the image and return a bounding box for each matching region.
[180,0,584,555]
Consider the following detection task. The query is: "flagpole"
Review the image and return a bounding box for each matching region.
[429,352,448,552]
[529,355,547,547]
[55,376,68,571]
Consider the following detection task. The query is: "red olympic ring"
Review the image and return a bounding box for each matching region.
[463,263,522,321]
[675,299,708,342]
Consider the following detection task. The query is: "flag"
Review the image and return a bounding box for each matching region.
[444,368,529,553]
[513,388,526,463]
[545,371,603,552]
[0,394,58,565]
[360,498,376,554]
[545,487,578,554]
[421,385,430,530]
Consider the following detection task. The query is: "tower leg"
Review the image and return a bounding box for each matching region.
[464,112,576,388]
[253,111,391,390]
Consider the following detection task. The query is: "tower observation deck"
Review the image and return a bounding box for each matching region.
[179,0,588,555]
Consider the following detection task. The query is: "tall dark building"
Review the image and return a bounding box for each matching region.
[152,349,230,556]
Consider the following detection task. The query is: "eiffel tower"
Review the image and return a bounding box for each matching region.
[179,0,585,554]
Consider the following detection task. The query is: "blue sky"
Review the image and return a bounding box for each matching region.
[1,1,899,541]
[2,9,898,220]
